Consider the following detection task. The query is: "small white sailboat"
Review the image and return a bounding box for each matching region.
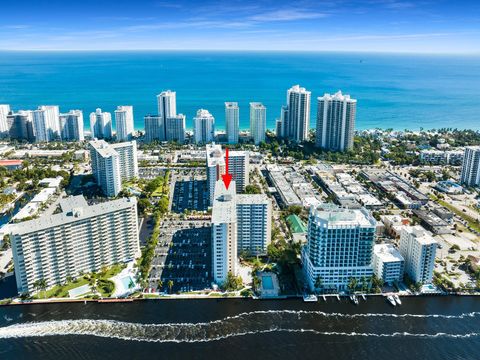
[386,295,396,306]
[336,294,341,301]
[322,295,327,301]
[393,294,402,305]
[361,294,367,301]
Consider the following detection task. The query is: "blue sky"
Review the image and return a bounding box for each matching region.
[0,0,479,53]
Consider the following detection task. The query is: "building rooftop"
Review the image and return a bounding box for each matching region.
[288,84,311,95]
[206,143,225,167]
[211,180,237,224]
[0,160,22,166]
[10,196,137,236]
[195,109,214,119]
[59,195,89,214]
[318,90,356,103]
[374,244,404,263]
[287,214,307,234]
[236,194,270,205]
[311,203,376,228]
[250,102,266,109]
[402,225,437,245]
[89,139,118,158]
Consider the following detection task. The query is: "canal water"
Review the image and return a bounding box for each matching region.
[0,192,34,227]
[0,296,479,359]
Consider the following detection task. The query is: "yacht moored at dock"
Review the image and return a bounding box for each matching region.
[386,295,396,306]
[303,294,318,302]
[393,294,402,305]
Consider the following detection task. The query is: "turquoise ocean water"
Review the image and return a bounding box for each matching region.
[0,51,479,131]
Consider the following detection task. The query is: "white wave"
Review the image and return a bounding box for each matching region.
[215,309,480,321]
[0,319,478,343]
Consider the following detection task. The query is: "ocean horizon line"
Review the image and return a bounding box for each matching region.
[1,49,480,57]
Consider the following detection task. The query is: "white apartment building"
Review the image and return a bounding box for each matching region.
[89,140,138,197]
[212,180,238,284]
[144,115,164,143]
[282,85,311,142]
[157,90,176,122]
[0,104,11,137]
[372,244,405,285]
[460,146,480,187]
[302,204,376,292]
[399,226,437,284]
[206,144,249,205]
[194,109,215,144]
[236,194,272,255]
[90,140,122,197]
[32,105,61,142]
[10,195,139,295]
[249,102,266,145]
[166,114,186,143]
[115,105,134,141]
[90,108,113,139]
[315,91,357,152]
[6,110,34,141]
[420,149,465,165]
[59,110,84,141]
[111,140,139,181]
[225,102,239,144]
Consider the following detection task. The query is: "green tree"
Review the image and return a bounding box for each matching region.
[347,277,358,294]
[223,272,243,291]
[167,280,174,294]
[33,279,47,299]
[314,276,323,293]
[245,184,261,194]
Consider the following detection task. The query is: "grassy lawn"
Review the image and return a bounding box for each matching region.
[32,263,127,299]
[101,263,126,279]
[143,294,161,299]
[97,279,115,298]
[33,277,90,299]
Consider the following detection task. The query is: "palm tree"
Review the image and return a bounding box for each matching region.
[157,280,163,292]
[360,276,368,293]
[347,277,357,294]
[314,276,323,294]
[167,280,174,294]
[33,279,47,299]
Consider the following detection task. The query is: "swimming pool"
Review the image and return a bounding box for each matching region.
[120,276,135,291]
[68,284,91,298]
[262,275,274,290]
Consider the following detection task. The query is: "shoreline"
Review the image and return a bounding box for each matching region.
[1,292,479,307]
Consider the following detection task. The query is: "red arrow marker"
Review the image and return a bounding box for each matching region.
[221,147,233,190]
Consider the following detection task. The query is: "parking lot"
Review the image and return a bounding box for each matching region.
[172,179,208,213]
[148,219,212,293]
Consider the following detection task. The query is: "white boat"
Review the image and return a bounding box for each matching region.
[393,294,402,305]
[336,294,341,301]
[322,295,327,301]
[361,294,367,301]
[350,295,359,305]
[303,294,318,302]
[386,295,396,306]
